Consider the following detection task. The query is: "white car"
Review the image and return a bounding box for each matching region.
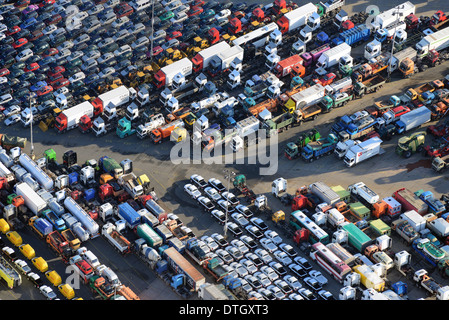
[240,258,258,274]
[4,114,20,126]
[222,191,239,206]
[222,264,238,279]
[304,276,322,292]
[273,250,293,266]
[230,239,249,255]
[66,50,83,62]
[267,284,285,300]
[289,293,304,300]
[260,265,279,282]
[264,230,282,245]
[197,240,211,255]
[97,52,115,65]
[283,275,302,292]
[197,196,215,212]
[245,225,264,239]
[200,236,219,252]
[214,9,231,22]
[230,262,248,278]
[279,243,297,258]
[254,271,271,288]
[39,285,57,300]
[268,261,287,277]
[309,270,328,287]
[112,16,129,29]
[74,11,89,21]
[350,110,369,122]
[3,105,21,117]
[68,71,86,84]
[98,67,116,79]
[245,252,264,268]
[14,259,32,275]
[298,287,317,300]
[131,36,149,50]
[42,24,58,35]
[248,291,264,300]
[250,217,268,231]
[211,233,228,247]
[208,178,226,193]
[231,212,249,227]
[88,4,104,15]
[235,205,253,218]
[244,274,262,290]
[204,187,222,202]
[225,245,243,261]
[190,174,208,189]
[318,289,335,300]
[97,37,115,49]
[217,199,234,213]
[254,248,272,264]
[211,209,226,224]
[259,237,278,253]
[294,256,313,271]
[240,235,258,250]
[82,50,101,62]
[215,248,233,264]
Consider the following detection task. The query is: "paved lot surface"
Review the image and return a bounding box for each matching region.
[1,0,449,301]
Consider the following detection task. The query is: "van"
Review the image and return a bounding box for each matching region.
[15,48,33,61]
[0,218,10,234]
[45,270,62,286]
[6,231,22,247]
[372,251,394,270]
[58,283,75,299]
[77,247,100,269]
[31,257,48,272]
[19,244,35,260]
[130,0,151,11]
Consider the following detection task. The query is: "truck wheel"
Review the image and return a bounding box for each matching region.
[308,158,314,163]
[404,151,412,158]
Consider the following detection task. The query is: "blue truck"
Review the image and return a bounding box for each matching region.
[332,24,371,46]
[336,116,377,141]
[29,216,53,238]
[117,203,141,229]
[301,133,339,162]
[42,209,66,232]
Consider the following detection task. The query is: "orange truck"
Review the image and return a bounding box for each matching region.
[150,119,184,144]
[273,54,303,78]
[248,98,278,117]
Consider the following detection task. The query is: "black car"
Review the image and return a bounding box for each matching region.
[102,42,119,54]
[1,56,15,66]
[204,0,220,10]
[232,2,248,12]
[27,55,42,64]
[50,35,66,47]
[118,34,136,46]
[12,80,30,91]
[29,22,46,33]
[9,68,25,79]
[1,35,14,45]
[130,52,147,64]
[218,1,233,10]
[14,29,31,40]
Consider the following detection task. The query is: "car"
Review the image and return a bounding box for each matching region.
[14,259,32,275]
[214,8,231,22]
[0,68,10,77]
[200,236,219,252]
[225,222,243,237]
[257,287,276,300]
[112,16,130,29]
[68,71,86,84]
[304,271,328,290]
[42,24,58,35]
[288,292,304,300]
[244,252,263,268]
[294,256,312,271]
[230,261,248,277]
[30,80,48,92]
[304,276,322,291]
[240,235,257,250]
[36,85,53,96]
[259,237,277,253]
[260,265,279,282]
[98,67,116,79]
[254,248,272,264]
[184,183,201,199]
[197,240,210,255]
[131,36,149,50]
[263,230,282,245]
[245,225,264,240]
[254,271,271,288]
[269,261,288,276]
[204,186,222,202]
[283,275,302,292]
[210,209,226,224]
[240,258,257,274]
[82,50,101,62]
[267,284,285,300]
[235,205,254,219]
[221,191,239,206]
[217,199,234,213]
[39,285,57,300]
[249,217,268,231]
[222,264,238,279]
[244,274,262,290]
[279,243,297,258]
[273,250,293,266]
[161,38,179,51]
[349,110,369,122]
[318,289,335,300]
[298,287,317,300]
[288,263,307,278]
[197,196,215,212]
[12,38,28,49]
[211,233,228,247]
[231,213,249,227]
[188,6,203,17]
[230,239,249,255]
[190,174,208,189]
[3,105,21,117]
[215,248,233,264]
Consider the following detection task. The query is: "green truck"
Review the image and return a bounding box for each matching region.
[262,112,298,137]
[136,223,163,248]
[116,117,136,139]
[99,156,123,179]
[341,223,374,253]
[320,92,353,110]
[284,129,321,160]
[349,202,370,219]
[203,258,228,282]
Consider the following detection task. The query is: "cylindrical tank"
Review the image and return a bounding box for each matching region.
[72,222,90,242]
[0,150,14,168]
[48,199,64,216]
[19,153,54,191]
[141,246,160,262]
[64,197,99,237]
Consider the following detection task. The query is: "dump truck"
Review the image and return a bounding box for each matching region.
[203,257,229,282]
[102,223,131,254]
[60,229,81,250]
[150,119,184,144]
[353,75,386,98]
[301,133,339,162]
[46,231,72,262]
[99,156,123,179]
[0,135,27,151]
[391,219,419,244]
[89,275,115,300]
[284,129,321,160]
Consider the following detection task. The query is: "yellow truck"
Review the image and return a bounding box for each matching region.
[58,283,75,300]
[45,270,62,287]
[0,218,10,234]
[31,257,48,273]
[6,231,22,247]
[353,264,385,291]
[19,244,35,260]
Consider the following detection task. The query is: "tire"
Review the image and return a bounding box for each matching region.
[404,151,412,158]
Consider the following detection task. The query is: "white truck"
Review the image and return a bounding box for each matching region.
[416,23,449,58]
[276,2,317,34]
[198,283,232,300]
[326,208,345,228]
[397,106,431,132]
[101,223,131,254]
[284,83,326,112]
[348,182,380,205]
[117,173,144,198]
[370,1,415,31]
[192,41,231,72]
[154,58,193,88]
[19,153,54,191]
[209,45,244,75]
[191,92,228,113]
[343,137,383,167]
[14,182,47,215]
[316,42,351,70]
[334,139,361,159]
[400,210,426,232]
[98,86,136,121]
[64,197,99,238]
[427,218,449,238]
[136,114,165,139]
[309,181,341,206]
[230,116,261,152]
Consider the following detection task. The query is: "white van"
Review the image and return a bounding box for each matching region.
[16,48,33,61]
[130,0,151,11]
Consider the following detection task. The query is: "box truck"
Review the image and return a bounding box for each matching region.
[344,137,383,167]
[316,42,351,69]
[276,2,317,34]
[154,58,193,88]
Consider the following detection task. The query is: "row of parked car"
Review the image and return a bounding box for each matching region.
[185,174,335,300]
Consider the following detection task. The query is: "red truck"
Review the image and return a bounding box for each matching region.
[393,188,428,215]
[46,231,72,262]
[273,54,303,78]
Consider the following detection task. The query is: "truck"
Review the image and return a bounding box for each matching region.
[348,182,380,206]
[419,191,446,215]
[343,137,383,167]
[272,55,304,78]
[117,173,143,199]
[192,41,231,72]
[414,269,449,299]
[134,238,161,268]
[395,106,432,133]
[90,116,117,137]
[186,238,209,266]
[301,133,339,162]
[391,219,419,244]
[261,112,298,137]
[230,116,261,152]
[165,219,189,241]
[46,230,72,261]
[101,223,131,254]
[396,131,427,158]
[432,154,449,173]
[276,2,317,34]
[116,117,136,139]
[309,181,341,206]
[366,95,401,118]
[55,101,99,133]
[162,247,206,291]
[203,257,229,282]
[400,80,443,103]
[136,114,165,139]
[334,139,361,159]
[316,0,345,17]
[393,188,428,215]
[353,264,385,291]
[98,156,123,179]
[353,75,386,98]
[150,119,184,144]
[333,24,371,46]
[14,182,47,215]
[0,255,21,289]
[141,196,167,223]
[136,223,163,248]
[198,282,231,300]
[153,58,193,89]
[416,26,449,59]
[300,44,331,70]
[63,197,99,238]
[94,86,135,121]
[28,216,53,239]
[19,153,54,191]
[370,1,415,32]
[208,45,244,77]
[284,84,326,114]
[89,275,115,300]
[428,218,449,239]
[341,222,375,253]
[60,228,81,250]
[413,238,446,267]
[117,202,141,229]
[316,42,351,70]
[155,224,174,243]
[247,98,278,118]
